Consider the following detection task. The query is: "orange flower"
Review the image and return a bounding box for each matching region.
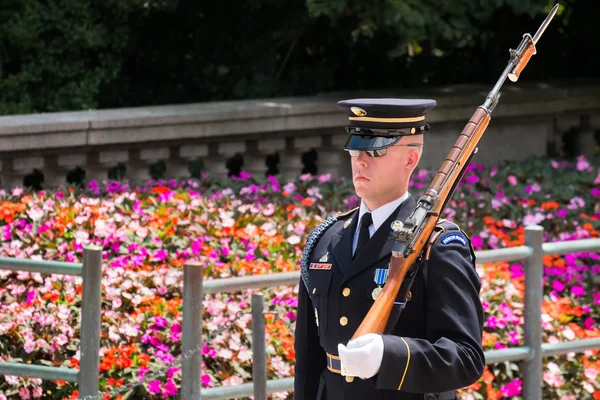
[583,222,599,236]
[481,366,495,384]
[482,331,497,347]
[152,186,171,194]
[540,201,559,210]
[486,385,499,400]
[483,216,495,225]
[542,297,583,320]
[138,353,151,367]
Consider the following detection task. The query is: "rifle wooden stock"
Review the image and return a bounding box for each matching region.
[428,108,491,215]
[352,216,438,338]
[351,108,491,338]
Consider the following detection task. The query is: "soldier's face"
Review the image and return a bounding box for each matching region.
[350,143,420,209]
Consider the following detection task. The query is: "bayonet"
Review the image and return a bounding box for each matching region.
[483,3,561,111]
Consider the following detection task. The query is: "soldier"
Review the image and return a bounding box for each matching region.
[293,99,485,400]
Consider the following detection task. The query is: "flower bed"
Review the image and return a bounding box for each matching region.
[0,155,599,400]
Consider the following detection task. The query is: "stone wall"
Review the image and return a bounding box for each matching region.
[0,80,598,189]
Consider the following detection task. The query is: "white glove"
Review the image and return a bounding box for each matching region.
[337,333,384,379]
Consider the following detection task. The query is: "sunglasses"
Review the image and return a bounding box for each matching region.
[345,143,423,158]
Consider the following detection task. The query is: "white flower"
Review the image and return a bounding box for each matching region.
[217,348,233,359]
[136,227,149,238]
[27,208,44,221]
[75,230,89,242]
[562,327,575,341]
[584,367,598,382]
[238,348,253,362]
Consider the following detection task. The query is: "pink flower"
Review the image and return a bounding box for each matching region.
[262,203,275,217]
[576,155,590,171]
[491,199,503,210]
[500,378,522,397]
[584,367,598,381]
[584,317,594,330]
[24,339,36,353]
[318,173,332,183]
[471,235,483,249]
[202,374,213,387]
[148,380,162,394]
[571,286,585,296]
[164,379,178,396]
[543,371,563,388]
[283,182,296,194]
[54,334,68,346]
[466,174,479,184]
[18,387,30,400]
[268,175,281,192]
[591,188,600,198]
[507,175,517,186]
[32,388,42,399]
[552,280,565,292]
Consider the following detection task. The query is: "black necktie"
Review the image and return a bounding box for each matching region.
[354,212,372,259]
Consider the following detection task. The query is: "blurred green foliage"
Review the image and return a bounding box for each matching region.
[0,0,596,115]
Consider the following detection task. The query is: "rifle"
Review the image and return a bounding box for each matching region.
[352,3,560,339]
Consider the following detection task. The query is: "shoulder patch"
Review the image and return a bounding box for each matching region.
[424,218,467,260]
[300,215,338,290]
[440,232,467,247]
[336,207,358,218]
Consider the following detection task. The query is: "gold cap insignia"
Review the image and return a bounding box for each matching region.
[350,107,367,117]
[319,252,329,262]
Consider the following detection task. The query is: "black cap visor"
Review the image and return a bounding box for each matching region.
[343,134,401,151]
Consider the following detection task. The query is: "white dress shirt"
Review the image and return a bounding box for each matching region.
[351,192,410,256]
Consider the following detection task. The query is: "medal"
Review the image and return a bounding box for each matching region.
[371,286,382,300]
[372,268,389,300]
[314,308,319,327]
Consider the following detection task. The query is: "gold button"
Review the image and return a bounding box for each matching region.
[312,288,316,294]
[407,291,412,301]
[340,317,348,326]
[342,288,351,297]
[345,376,354,383]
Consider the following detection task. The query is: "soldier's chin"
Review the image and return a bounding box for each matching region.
[353,182,370,197]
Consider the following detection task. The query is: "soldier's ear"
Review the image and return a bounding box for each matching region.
[405,149,420,171]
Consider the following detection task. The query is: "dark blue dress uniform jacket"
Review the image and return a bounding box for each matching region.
[293,195,485,400]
